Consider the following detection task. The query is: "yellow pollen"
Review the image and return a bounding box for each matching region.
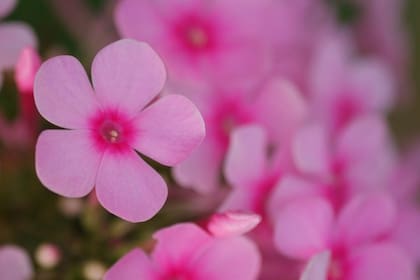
[187,27,208,48]
[108,130,119,143]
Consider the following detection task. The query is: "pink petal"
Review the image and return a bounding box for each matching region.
[0,0,15,18]
[349,243,416,280]
[193,236,261,280]
[34,56,98,129]
[292,123,331,177]
[300,251,331,280]
[207,211,261,237]
[35,130,100,198]
[0,246,32,280]
[132,94,205,166]
[95,150,167,222]
[392,208,420,262]
[91,39,166,116]
[255,79,307,144]
[104,249,155,280]
[273,197,333,260]
[0,23,36,70]
[224,125,266,187]
[336,193,396,246]
[172,137,223,194]
[152,223,212,268]
[268,175,321,218]
[15,47,41,94]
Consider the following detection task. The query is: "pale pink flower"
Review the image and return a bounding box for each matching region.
[273,194,416,280]
[114,0,270,89]
[0,0,37,91]
[309,34,395,133]
[15,47,41,95]
[34,39,205,222]
[173,79,307,193]
[104,223,261,280]
[269,115,396,212]
[0,245,33,280]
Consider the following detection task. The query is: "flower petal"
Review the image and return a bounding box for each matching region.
[132,94,205,166]
[0,0,15,18]
[172,137,223,194]
[273,197,333,260]
[224,125,267,187]
[104,249,155,280]
[35,130,100,198]
[292,123,331,178]
[95,150,167,222]
[34,56,98,129]
[0,23,36,70]
[91,39,166,116]
[193,236,261,280]
[336,192,396,246]
[255,79,307,144]
[0,245,33,280]
[349,243,416,280]
[151,223,212,268]
[300,251,331,280]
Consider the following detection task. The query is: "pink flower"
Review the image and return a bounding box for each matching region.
[0,245,33,280]
[0,0,37,91]
[309,34,395,133]
[269,115,396,212]
[34,39,205,222]
[114,0,270,89]
[15,47,41,95]
[104,223,261,280]
[273,194,416,280]
[173,79,307,193]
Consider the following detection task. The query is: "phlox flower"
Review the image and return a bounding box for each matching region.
[34,39,205,222]
[0,245,33,280]
[173,79,306,194]
[269,115,396,212]
[0,0,37,91]
[309,34,395,133]
[114,0,270,89]
[104,223,261,280]
[273,193,416,280]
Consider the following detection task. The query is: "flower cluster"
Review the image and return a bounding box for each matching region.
[0,0,418,279]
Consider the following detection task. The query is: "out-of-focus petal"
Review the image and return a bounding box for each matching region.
[0,0,16,18]
[0,245,32,280]
[35,130,100,198]
[91,39,166,116]
[336,193,396,246]
[95,150,167,222]
[273,197,333,259]
[224,125,266,187]
[349,243,416,280]
[0,23,36,70]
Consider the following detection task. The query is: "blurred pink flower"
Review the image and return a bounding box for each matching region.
[34,39,205,222]
[114,0,270,89]
[173,79,306,194]
[0,0,37,91]
[309,34,395,133]
[273,194,416,280]
[269,115,396,212]
[15,47,41,95]
[104,223,261,280]
[0,245,33,280]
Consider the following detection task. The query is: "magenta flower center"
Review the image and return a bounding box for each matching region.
[328,248,349,280]
[90,109,135,153]
[174,15,215,53]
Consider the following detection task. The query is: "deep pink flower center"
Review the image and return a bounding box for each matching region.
[333,95,362,132]
[174,15,215,53]
[328,247,349,280]
[89,109,135,153]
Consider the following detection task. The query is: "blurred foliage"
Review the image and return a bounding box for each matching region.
[0,0,419,279]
